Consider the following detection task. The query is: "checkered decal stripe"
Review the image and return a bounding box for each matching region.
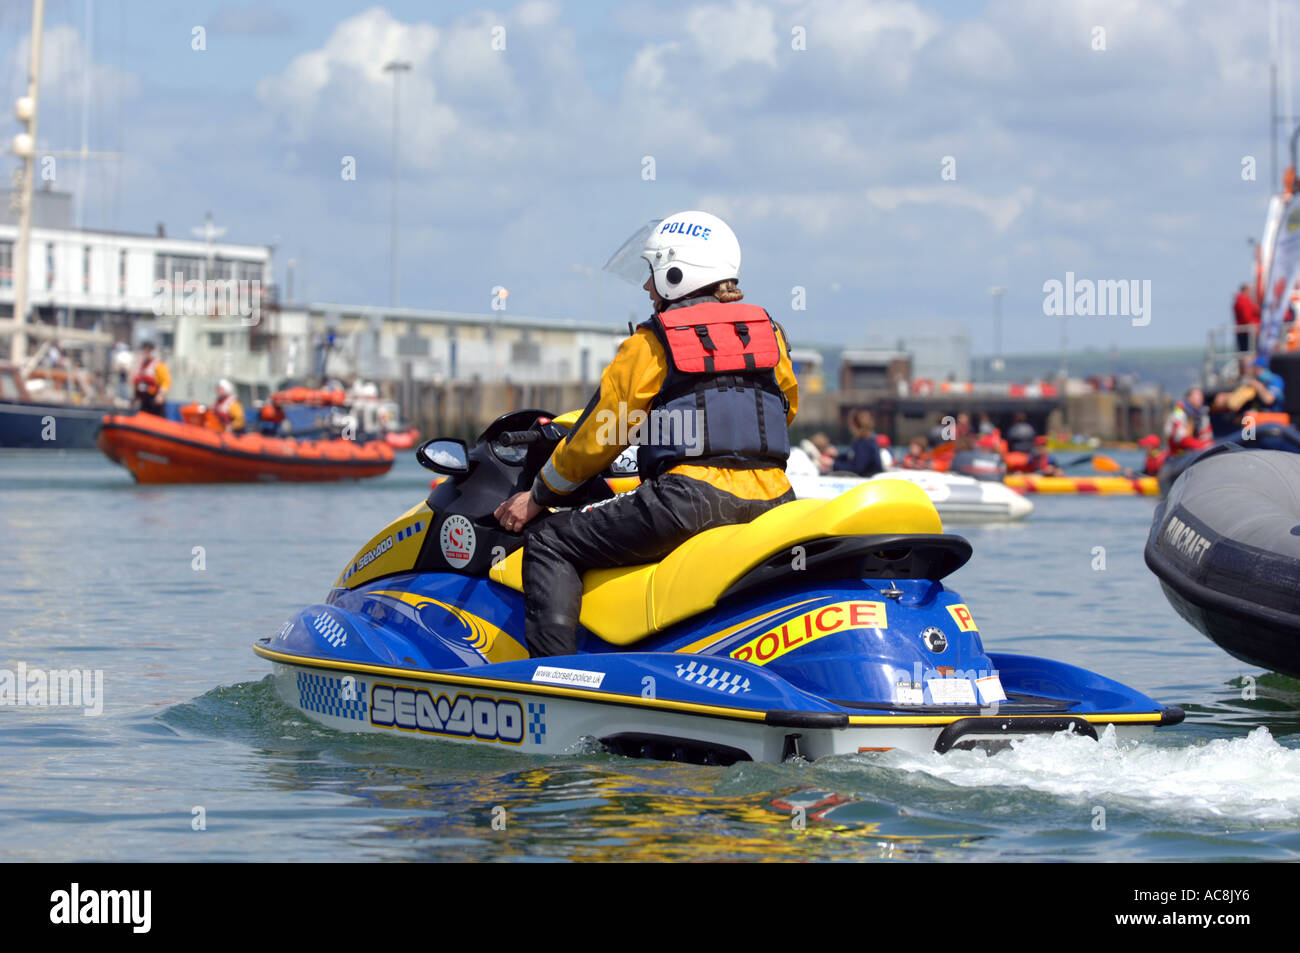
[297,672,368,721]
[675,660,751,695]
[312,612,348,648]
[395,520,425,542]
[527,702,546,744]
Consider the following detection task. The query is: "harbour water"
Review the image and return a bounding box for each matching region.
[3,450,1300,862]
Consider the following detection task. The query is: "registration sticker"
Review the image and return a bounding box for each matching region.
[927,678,977,705]
[895,680,925,706]
[976,675,1007,704]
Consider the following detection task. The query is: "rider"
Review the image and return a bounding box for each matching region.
[493,211,800,658]
[132,341,171,416]
[212,379,246,433]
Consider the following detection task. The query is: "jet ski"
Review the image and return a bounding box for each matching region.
[255,409,1183,764]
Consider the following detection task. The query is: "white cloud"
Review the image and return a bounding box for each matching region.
[866,185,1033,233]
[256,7,450,146]
[9,24,139,108]
[685,0,780,71]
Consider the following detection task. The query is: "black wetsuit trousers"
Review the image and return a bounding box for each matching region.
[522,473,795,657]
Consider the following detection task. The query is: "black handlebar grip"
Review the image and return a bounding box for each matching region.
[498,430,544,446]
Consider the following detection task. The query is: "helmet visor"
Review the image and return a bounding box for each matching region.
[602,219,661,285]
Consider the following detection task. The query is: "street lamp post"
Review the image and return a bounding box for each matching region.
[989,286,1006,377]
[383,60,411,309]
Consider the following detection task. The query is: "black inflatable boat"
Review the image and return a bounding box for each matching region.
[1156,421,1300,495]
[1145,447,1300,678]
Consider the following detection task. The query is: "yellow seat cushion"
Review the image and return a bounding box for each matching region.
[488,479,940,645]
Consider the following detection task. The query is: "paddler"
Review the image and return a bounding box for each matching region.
[493,211,799,657]
[1138,433,1166,476]
[131,340,171,416]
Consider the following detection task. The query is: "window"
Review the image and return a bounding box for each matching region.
[45,243,54,290]
[208,332,224,348]
[119,249,127,295]
[155,254,203,286]
[0,241,12,290]
[510,334,541,365]
[83,246,91,293]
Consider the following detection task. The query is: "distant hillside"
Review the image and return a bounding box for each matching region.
[973,348,1204,395]
[794,343,1205,395]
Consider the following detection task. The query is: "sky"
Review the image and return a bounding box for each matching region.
[0,0,1293,355]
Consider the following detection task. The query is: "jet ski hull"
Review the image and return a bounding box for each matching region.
[257,643,1176,761]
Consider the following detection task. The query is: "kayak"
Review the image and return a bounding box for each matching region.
[1004,474,1159,496]
[97,411,395,484]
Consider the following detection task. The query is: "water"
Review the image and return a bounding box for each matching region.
[3,449,1299,861]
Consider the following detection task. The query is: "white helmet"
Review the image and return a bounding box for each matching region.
[217,379,234,398]
[604,211,741,302]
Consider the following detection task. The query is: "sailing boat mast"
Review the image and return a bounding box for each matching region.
[10,0,45,366]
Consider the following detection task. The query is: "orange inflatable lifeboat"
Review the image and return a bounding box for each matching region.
[97,408,394,484]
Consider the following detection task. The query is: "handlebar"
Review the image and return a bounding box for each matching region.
[497,429,545,447]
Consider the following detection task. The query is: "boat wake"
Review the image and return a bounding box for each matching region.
[860,725,1300,823]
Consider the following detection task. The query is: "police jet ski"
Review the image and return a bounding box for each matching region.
[255,410,1183,764]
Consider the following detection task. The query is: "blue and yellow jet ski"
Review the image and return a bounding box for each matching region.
[255,410,1183,764]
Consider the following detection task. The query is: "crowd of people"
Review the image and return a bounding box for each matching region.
[797,408,1062,477]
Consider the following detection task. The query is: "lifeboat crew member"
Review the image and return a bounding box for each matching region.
[493,211,799,658]
[132,341,171,416]
[259,396,286,436]
[212,379,245,433]
[1165,387,1212,453]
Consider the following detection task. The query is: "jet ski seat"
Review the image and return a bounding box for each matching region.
[489,479,942,645]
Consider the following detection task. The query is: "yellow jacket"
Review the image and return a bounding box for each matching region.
[532,316,798,506]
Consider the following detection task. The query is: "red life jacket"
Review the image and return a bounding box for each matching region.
[653,301,782,374]
[639,299,790,478]
[214,394,236,426]
[133,358,161,397]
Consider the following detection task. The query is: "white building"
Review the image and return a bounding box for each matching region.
[0,190,628,403]
[0,189,272,388]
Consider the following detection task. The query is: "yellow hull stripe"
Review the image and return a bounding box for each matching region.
[254,644,1167,728]
[844,712,1165,726]
[674,598,826,655]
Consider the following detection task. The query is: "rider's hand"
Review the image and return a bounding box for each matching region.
[494,491,543,534]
